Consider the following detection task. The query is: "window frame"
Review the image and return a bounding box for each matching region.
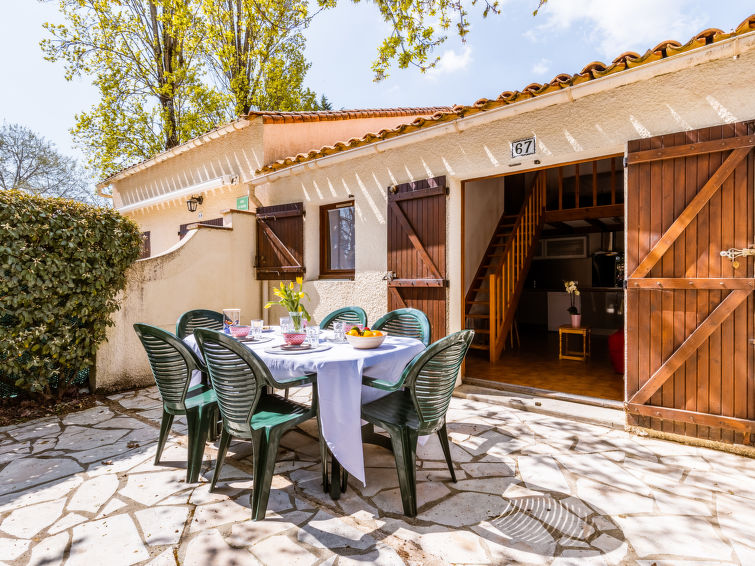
[319,200,356,280]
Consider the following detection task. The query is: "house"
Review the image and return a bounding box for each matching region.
[97,108,450,256]
[97,14,755,452]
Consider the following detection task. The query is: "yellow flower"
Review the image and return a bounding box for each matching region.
[296,276,303,286]
[289,282,294,290]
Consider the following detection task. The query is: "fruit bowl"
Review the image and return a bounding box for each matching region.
[229,325,250,338]
[346,334,386,349]
[343,323,365,333]
[282,332,307,346]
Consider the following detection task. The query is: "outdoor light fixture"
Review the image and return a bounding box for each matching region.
[186,195,204,212]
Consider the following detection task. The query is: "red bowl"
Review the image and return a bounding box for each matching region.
[230,325,251,338]
[283,332,307,345]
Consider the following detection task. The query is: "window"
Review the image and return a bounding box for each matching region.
[320,201,355,278]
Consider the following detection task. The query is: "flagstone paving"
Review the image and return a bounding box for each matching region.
[0,385,754,565]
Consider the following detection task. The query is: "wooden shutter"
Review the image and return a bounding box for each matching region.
[178,217,224,239]
[387,176,448,342]
[625,121,755,445]
[138,231,151,259]
[255,202,305,280]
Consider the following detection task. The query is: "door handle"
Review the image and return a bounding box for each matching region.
[382,271,396,281]
[720,246,755,269]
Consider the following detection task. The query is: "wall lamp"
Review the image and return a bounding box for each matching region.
[186,195,204,212]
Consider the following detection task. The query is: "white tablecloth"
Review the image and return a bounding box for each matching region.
[184,332,425,484]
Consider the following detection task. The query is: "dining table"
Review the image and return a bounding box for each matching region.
[183,328,425,498]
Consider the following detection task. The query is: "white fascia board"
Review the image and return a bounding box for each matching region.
[117,175,236,213]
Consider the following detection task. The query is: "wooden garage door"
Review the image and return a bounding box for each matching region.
[625,121,755,445]
[386,176,447,342]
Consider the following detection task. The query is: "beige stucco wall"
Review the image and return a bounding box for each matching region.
[124,184,248,255]
[94,211,261,391]
[110,113,440,256]
[111,122,264,255]
[254,39,755,338]
[262,114,442,165]
[464,177,507,293]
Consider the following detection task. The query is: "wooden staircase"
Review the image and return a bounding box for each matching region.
[465,172,547,362]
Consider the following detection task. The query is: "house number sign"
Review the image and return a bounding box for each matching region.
[511,136,536,158]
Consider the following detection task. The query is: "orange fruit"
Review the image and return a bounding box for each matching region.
[347,328,360,336]
[372,330,382,336]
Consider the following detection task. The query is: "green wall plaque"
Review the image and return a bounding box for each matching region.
[236,195,249,210]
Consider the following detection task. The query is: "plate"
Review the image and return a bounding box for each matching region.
[238,336,273,345]
[263,344,332,355]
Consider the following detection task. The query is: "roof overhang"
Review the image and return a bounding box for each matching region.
[96,118,254,190]
[250,27,755,185]
[117,174,238,214]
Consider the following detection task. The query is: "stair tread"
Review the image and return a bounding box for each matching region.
[469,343,490,350]
[466,313,490,319]
[465,300,488,304]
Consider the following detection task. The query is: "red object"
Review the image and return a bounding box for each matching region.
[230,325,250,338]
[608,330,624,374]
[283,332,307,345]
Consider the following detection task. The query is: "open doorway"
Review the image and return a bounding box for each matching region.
[462,157,625,402]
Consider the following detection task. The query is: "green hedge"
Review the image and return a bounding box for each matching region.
[0,190,142,399]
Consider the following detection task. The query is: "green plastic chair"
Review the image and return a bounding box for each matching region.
[360,329,474,517]
[194,328,324,521]
[133,323,218,483]
[372,308,431,346]
[175,309,224,339]
[319,306,368,330]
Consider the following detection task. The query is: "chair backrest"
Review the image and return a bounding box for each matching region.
[133,323,203,411]
[319,306,368,330]
[175,309,224,339]
[402,330,474,431]
[194,328,269,437]
[372,308,431,346]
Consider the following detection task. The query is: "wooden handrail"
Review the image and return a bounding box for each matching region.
[489,172,547,362]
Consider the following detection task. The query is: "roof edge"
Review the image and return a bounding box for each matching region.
[256,13,755,175]
[97,107,450,188]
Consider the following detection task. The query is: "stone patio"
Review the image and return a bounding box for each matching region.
[0,386,754,565]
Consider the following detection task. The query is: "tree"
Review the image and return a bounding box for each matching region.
[313,94,333,111]
[0,123,101,205]
[201,0,322,115]
[42,0,227,176]
[42,0,330,177]
[348,0,548,80]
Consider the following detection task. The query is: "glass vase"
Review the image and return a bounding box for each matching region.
[288,311,304,332]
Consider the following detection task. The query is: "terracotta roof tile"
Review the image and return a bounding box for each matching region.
[249,107,451,124]
[257,14,755,175]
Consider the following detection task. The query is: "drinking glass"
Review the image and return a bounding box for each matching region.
[333,321,346,343]
[306,325,320,347]
[250,319,264,339]
[280,317,292,334]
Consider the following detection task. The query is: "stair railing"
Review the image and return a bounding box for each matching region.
[489,172,546,362]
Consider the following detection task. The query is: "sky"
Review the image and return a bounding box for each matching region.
[0,0,753,166]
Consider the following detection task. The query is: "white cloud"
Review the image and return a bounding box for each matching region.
[527,0,706,59]
[426,45,473,78]
[531,58,551,75]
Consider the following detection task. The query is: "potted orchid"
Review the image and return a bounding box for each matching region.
[564,280,581,328]
[265,277,311,331]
